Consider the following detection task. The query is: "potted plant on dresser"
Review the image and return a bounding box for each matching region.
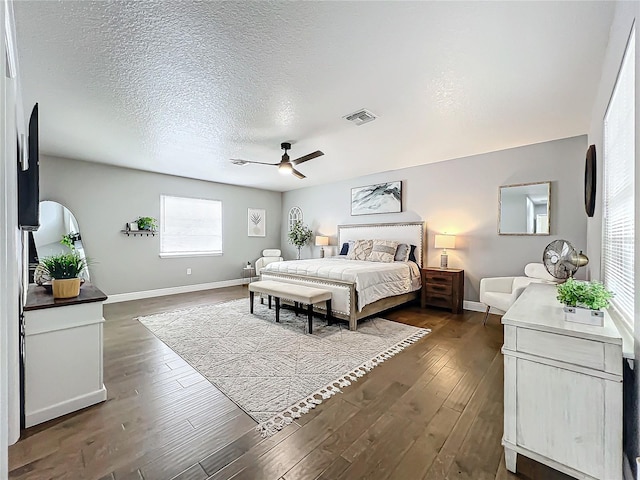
[556,277,614,326]
[39,251,88,299]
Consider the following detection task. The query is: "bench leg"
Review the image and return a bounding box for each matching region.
[294,302,299,316]
[326,299,332,325]
[307,303,313,334]
[268,295,272,309]
[250,291,254,314]
[275,297,280,323]
[260,294,264,305]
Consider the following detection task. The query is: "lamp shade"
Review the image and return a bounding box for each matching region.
[434,234,456,249]
[315,235,329,247]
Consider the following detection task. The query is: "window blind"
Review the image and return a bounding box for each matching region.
[602,28,635,326]
[160,195,223,256]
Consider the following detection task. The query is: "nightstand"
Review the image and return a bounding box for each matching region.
[421,267,464,314]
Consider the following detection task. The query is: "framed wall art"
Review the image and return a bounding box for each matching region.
[351,181,402,216]
[248,208,266,237]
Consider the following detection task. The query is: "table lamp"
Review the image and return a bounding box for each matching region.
[315,235,329,258]
[434,234,456,268]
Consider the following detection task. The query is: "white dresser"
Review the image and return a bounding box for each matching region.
[501,283,623,480]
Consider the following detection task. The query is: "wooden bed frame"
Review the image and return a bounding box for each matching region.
[261,221,425,331]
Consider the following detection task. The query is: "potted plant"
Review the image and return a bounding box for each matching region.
[556,278,613,326]
[288,220,313,260]
[39,252,88,299]
[136,216,158,231]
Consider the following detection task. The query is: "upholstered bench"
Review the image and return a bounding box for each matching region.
[248,280,332,334]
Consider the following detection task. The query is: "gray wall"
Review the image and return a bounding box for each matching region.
[282,135,588,302]
[40,155,282,295]
[585,1,639,472]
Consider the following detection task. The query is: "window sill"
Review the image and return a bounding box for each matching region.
[607,306,634,368]
[159,252,223,259]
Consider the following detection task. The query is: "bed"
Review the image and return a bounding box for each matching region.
[261,221,424,330]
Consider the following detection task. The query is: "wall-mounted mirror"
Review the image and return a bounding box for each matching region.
[499,181,550,235]
[30,201,90,281]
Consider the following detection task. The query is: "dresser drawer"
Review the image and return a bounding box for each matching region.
[424,294,452,309]
[516,328,606,371]
[425,272,453,285]
[426,283,452,295]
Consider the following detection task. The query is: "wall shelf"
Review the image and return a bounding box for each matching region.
[121,230,156,237]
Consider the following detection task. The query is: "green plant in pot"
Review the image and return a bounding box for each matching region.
[288,220,313,260]
[556,278,613,326]
[136,216,158,231]
[39,252,88,299]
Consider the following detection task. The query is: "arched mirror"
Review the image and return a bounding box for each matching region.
[30,201,90,282]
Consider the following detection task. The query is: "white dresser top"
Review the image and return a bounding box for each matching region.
[502,283,622,346]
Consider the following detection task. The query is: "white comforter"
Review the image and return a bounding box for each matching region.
[262,257,422,311]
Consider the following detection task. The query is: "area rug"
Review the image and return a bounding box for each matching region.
[137,298,430,436]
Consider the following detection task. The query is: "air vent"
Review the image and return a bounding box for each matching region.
[343,108,377,126]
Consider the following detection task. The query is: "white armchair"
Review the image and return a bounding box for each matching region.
[479,263,557,325]
[255,249,283,276]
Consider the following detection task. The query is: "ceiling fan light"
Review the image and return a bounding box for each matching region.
[278,163,293,175]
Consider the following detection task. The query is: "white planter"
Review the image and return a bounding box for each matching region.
[563,306,604,326]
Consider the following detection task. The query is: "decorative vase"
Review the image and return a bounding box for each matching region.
[52,278,81,299]
[563,306,604,326]
[130,222,138,231]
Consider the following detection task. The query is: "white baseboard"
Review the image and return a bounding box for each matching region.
[26,386,107,428]
[104,278,256,304]
[463,300,504,315]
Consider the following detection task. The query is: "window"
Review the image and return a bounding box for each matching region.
[160,195,222,257]
[602,27,635,326]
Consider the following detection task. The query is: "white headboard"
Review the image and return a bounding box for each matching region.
[337,222,425,267]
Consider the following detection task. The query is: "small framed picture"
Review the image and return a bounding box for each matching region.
[248,208,266,237]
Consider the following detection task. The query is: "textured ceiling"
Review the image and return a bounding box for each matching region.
[14,1,614,192]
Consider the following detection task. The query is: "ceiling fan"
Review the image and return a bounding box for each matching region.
[231,142,324,179]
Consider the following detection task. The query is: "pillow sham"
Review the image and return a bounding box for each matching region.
[367,240,399,263]
[347,239,373,261]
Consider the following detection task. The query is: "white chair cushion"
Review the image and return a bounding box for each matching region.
[524,263,556,282]
[262,249,281,257]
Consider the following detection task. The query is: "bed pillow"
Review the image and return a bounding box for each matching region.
[347,239,373,261]
[394,243,411,262]
[367,240,399,263]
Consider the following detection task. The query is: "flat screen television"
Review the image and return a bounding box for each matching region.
[18,103,39,231]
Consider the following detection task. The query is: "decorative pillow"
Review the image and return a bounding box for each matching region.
[347,239,373,261]
[394,243,410,262]
[408,244,418,263]
[339,241,354,256]
[367,240,399,263]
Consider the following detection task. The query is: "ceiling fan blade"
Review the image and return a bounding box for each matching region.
[291,168,306,179]
[231,159,279,166]
[292,150,324,166]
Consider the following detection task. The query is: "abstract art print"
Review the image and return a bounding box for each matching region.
[351,181,402,215]
[248,208,266,237]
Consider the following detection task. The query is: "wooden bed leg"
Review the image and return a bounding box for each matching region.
[249,291,254,314]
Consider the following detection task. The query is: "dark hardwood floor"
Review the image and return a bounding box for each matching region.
[8,286,571,480]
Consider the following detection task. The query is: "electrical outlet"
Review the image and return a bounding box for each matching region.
[186,268,192,275]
